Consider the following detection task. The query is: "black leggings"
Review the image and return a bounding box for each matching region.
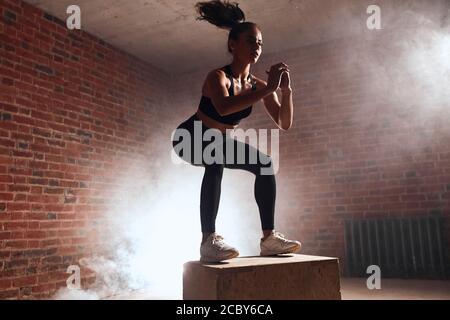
[172,114,276,233]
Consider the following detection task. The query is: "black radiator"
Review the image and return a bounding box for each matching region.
[344,215,448,279]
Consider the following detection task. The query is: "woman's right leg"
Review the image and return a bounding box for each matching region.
[200,163,224,235]
[197,140,238,261]
[172,118,239,261]
[172,116,226,237]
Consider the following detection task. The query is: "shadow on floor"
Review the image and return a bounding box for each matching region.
[340,278,450,300]
[102,278,450,300]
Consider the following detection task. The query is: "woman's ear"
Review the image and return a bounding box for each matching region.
[229,39,236,52]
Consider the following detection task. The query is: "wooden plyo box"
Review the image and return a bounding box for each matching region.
[183,254,341,300]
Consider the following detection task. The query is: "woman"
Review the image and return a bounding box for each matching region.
[172,0,301,262]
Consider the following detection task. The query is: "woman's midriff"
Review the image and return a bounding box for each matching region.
[195,108,237,134]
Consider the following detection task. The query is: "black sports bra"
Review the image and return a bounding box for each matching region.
[198,64,257,125]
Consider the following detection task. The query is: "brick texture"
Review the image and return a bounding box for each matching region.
[245,39,450,265]
[0,0,172,298]
[171,34,450,275]
[1,0,449,299]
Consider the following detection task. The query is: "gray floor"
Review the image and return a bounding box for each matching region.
[340,278,450,300]
[103,278,450,300]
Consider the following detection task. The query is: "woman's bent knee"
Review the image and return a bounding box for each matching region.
[258,154,275,176]
[204,163,225,179]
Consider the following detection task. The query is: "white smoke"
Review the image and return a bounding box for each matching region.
[53,0,450,300]
[53,142,262,300]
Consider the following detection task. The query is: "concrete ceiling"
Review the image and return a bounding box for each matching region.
[24,0,449,74]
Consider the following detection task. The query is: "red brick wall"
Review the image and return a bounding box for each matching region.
[173,35,450,274]
[1,0,449,300]
[248,38,450,265]
[0,0,172,298]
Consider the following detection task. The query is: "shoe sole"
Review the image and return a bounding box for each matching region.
[260,243,301,256]
[200,251,239,263]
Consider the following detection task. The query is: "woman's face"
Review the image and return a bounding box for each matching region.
[230,26,263,64]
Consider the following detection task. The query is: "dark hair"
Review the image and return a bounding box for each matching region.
[195,0,259,53]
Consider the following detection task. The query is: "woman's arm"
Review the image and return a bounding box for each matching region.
[206,69,275,116]
[278,88,293,130]
[253,76,293,131]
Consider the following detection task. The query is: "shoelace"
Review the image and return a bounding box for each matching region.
[212,234,226,247]
[272,231,290,243]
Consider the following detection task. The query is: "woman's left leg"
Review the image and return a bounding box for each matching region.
[220,135,301,254]
[221,135,276,232]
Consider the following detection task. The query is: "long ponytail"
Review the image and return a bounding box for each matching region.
[195,0,258,53]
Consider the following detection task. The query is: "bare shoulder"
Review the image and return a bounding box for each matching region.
[202,66,233,98]
[206,66,229,83]
[203,67,229,95]
[251,74,267,89]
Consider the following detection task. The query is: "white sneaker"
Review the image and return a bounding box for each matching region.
[260,231,301,256]
[200,233,239,262]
